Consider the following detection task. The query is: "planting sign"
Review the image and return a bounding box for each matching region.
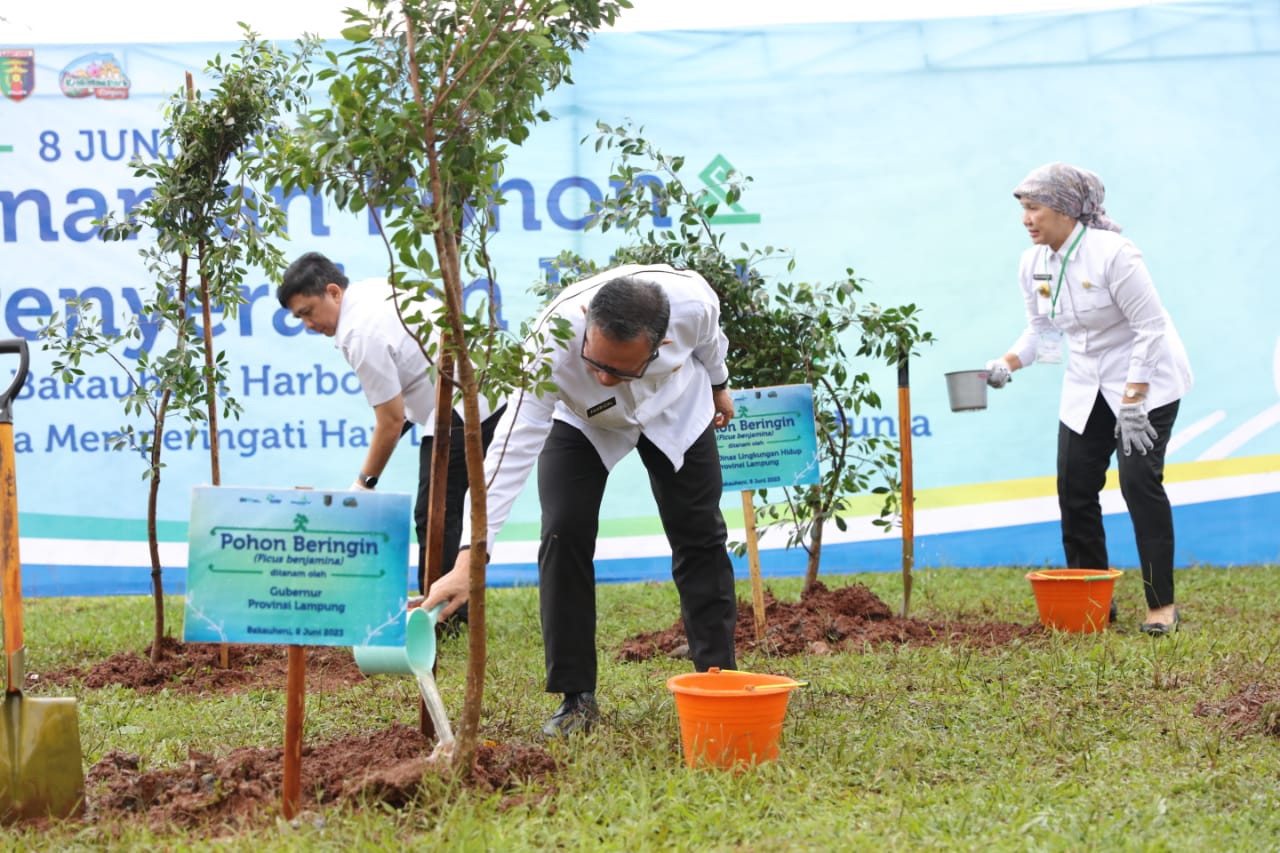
[719,385,820,492]
[183,486,410,647]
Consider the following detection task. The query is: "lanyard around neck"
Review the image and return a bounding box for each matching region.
[1043,225,1087,318]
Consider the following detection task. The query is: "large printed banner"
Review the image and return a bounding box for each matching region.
[4,1,1279,595]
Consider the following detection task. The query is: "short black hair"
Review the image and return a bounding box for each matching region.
[586,276,670,350]
[278,252,349,308]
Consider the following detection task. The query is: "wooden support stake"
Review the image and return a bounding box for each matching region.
[419,337,455,739]
[741,490,766,642]
[897,349,915,619]
[282,644,305,820]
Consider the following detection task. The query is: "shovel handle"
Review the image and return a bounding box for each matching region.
[1,339,29,690]
[0,338,30,425]
[2,425,23,691]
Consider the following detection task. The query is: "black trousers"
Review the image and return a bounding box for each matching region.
[536,419,738,694]
[1057,393,1180,609]
[413,406,505,595]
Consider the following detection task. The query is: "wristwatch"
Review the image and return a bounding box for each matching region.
[358,472,379,488]
[1123,388,1144,400]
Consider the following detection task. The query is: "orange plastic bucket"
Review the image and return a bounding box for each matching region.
[666,668,802,769]
[1025,568,1123,632]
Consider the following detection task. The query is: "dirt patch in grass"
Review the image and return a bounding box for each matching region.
[618,580,1042,662]
[30,632,563,832]
[78,724,557,834]
[1194,683,1280,737]
[27,628,559,833]
[24,580,1037,834]
[38,635,367,695]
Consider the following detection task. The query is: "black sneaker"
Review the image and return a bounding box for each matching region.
[541,692,599,738]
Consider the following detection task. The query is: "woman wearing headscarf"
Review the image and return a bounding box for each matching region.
[985,163,1193,635]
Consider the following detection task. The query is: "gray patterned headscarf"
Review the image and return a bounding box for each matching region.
[1013,162,1122,233]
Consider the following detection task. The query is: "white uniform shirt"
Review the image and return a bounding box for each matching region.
[1007,222,1192,434]
[465,264,731,552]
[334,278,495,432]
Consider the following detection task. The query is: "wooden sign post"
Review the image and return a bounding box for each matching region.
[184,485,412,819]
[718,385,821,641]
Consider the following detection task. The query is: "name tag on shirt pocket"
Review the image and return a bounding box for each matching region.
[1033,275,1053,315]
[587,398,617,418]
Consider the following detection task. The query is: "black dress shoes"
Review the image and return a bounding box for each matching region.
[1139,608,1180,637]
[542,692,599,738]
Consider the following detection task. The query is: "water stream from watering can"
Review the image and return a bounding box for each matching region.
[416,672,455,745]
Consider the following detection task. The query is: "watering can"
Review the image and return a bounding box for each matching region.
[353,603,454,746]
[1,339,85,822]
[352,603,445,677]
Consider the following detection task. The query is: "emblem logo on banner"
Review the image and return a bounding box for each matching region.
[59,52,130,100]
[699,154,763,225]
[1,49,36,102]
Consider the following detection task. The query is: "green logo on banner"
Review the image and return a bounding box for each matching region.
[699,154,762,225]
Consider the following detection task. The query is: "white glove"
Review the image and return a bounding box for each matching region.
[984,359,1012,389]
[349,479,373,492]
[1115,401,1158,456]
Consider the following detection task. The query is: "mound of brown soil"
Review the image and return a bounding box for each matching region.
[83,725,557,834]
[39,635,367,695]
[1194,683,1280,737]
[618,580,1041,662]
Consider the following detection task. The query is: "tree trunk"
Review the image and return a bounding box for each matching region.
[427,181,488,775]
[803,497,825,594]
[453,353,488,775]
[147,389,171,664]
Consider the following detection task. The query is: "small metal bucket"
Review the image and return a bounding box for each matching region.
[944,370,989,412]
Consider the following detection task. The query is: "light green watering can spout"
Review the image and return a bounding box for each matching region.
[352,603,444,677]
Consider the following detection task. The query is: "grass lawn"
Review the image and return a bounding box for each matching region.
[5,564,1280,851]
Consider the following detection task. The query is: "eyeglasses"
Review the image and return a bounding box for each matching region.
[580,334,660,380]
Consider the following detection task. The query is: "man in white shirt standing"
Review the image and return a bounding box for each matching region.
[278,252,505,607]
[426,264,739,737]
[985,163,1193,636]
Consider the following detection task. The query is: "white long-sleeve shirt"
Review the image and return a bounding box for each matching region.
[335,278,496,431]
[1008,222,1192,434]
[464,264,731,553]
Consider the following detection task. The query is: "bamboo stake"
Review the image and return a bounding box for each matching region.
[741,490,766,641]
[184,69,229,670]
[897,347,915,619]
